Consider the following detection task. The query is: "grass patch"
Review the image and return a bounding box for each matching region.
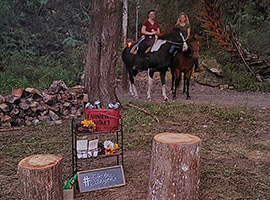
[1,100,270,199]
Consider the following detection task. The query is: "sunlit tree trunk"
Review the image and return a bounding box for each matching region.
[122,0,128,92]
[135,0,140,41]
[84,0,121,105]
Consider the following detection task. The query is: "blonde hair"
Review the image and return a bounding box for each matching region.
[176,12,190,26]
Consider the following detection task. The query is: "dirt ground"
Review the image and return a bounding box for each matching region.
[117,71,270,109]
[1,74,270,200]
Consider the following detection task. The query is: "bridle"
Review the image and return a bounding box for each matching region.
[164,32,188,52]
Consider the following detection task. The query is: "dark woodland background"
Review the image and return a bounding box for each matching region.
[0,0,270,94]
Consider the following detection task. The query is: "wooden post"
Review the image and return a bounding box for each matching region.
[147,133,201,200]
[18,154,63,200]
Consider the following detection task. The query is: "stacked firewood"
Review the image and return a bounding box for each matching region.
[0,80,88,128]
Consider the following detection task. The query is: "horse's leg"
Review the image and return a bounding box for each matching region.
[128,70,138,98]
[129,81,134,96]
[160,71,168,101]
[170,66,175,93]
[147,69,154,100]
[186,70,192,99]
[173,69,181,99]
[183,73,186,94]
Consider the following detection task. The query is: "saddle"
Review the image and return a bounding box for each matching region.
[130,36,145,55]
[130,37,166,55]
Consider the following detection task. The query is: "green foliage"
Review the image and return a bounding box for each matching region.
[0,0,12,29]
[0,49,81,95]
[224,0,270,59]
[127,0,200,40]
[0,0,89,95]
[223,63,258,91]
[201,41,270,92]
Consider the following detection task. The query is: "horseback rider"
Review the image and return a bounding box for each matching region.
[175,12,200,72]
[137,10,160,56]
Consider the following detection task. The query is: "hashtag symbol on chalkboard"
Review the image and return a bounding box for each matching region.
[83,176,91,187]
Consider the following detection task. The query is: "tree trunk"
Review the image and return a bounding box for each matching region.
[147,132,201,200]
[84,0,121,105]
[122,0,128,92]
[18,154,63,200]
[135,0,140,41]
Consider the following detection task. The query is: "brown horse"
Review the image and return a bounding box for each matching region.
[172,37,200,99]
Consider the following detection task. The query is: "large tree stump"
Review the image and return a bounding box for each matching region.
[18,154,63,200]
[147,133,201,200]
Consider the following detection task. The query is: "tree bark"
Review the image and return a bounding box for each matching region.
[135,0,140,41]
[84,0,121,105]
[18,154,63,200]
[122,0,128,92]
[147,133,201,200]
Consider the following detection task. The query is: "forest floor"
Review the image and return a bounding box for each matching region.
[1,73,270,200]
[117,71,270,109]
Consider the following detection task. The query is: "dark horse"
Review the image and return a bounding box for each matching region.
[172,37,200,99]
[122,28,187,101]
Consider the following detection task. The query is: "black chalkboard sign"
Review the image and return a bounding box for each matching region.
[77,165,125,192]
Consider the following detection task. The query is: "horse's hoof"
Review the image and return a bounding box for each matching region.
[164,97,169,102]
[147,97,152,101]
[186,96,191,100]
[134,96,139,99]
[173,95,177,99]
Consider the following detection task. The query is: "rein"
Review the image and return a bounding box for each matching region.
[165,32,187,46]
[165,40,182,46]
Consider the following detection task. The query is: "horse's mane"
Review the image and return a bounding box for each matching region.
[160,24,175,36]
[158,24,176,40]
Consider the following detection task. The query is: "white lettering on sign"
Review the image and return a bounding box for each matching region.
[82,172,117,187]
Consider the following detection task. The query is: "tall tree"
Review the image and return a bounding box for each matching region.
[135,0,140,41]
[122,0,128,92]
[84,0,121,105]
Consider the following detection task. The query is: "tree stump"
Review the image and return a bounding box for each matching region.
[18,154,63,200]
[147,133,201,200]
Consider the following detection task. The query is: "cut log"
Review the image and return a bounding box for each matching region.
[49,110,60,121]
[19,110,26,118]
[25,87,42,96]
[1,122,11,128]
[70,106,77,115]
[19,101,30,110]
[82,94,89,102]
[40,110,48,117]
[14,118,26,126]
[18,154,63,200]
[12,88,24,98]
[66,85,85,94]
[43,93,54,105]
[147,133,201,200]
[0,103,10,112]
[0,95,5,104]
[30,101,39,112]
[38,115,50,121]
[1,115,12,123]
[10,107,20,116]
[46,80,67,94]
[5,95,20,104]
[62,109,69,116]
[63,102,71,107]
